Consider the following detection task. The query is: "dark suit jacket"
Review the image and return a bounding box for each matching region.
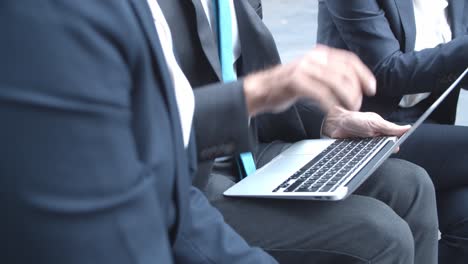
[0,1,275,263]
[317,0,468,124]
[159,0,326,187]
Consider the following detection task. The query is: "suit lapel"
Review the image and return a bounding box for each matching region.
[447,0,465,38]
[394,0,416,52]
[234,0,308,142]
[234,0,281,74]
[188,0,222,80]
[130,0,189,240]
[185,0,278,79]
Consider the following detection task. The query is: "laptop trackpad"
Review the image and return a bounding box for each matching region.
[281,139,335,156]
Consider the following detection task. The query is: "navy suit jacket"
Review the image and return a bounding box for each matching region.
[317,0,468,124]
[0,0,275,263]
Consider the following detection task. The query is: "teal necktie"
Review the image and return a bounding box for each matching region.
[215,0,256,177]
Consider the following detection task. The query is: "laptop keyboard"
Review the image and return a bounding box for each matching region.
[272,137,387,193]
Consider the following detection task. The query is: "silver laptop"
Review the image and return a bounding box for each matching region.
[224,67,468,201]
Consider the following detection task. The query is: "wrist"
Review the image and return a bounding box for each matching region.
[243,65,293,117]
[244,74,266,117]
[322,106,347,138]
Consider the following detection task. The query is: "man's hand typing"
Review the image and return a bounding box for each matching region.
[243,45,376,117]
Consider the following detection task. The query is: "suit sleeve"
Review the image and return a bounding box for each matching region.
[174,187,278,264]
[193,80,252,161]
[295,100,327,139]
[192,80,326,159]
[254,104,325,143]
[323,0,468,97]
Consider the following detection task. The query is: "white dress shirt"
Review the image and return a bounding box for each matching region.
[146,0,195,147]
[399,0,452,108]
[200,0,241,78]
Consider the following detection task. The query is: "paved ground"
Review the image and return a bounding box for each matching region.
[262,0,467,126]
[458,90,468,125]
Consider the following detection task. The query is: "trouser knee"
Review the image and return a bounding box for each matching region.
[363,205,415,263]
[377,159,438,230]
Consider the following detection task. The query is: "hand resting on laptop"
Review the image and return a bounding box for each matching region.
[322,106,411,139]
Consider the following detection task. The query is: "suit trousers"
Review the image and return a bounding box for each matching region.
[204,142,439,264]
[392,123,468,264]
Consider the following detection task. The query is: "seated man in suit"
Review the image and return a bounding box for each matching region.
[317,0,468,262]
[0,0,435,263]
[159,0,439,263]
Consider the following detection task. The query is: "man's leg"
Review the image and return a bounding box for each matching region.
[212,158,437,263]
[437,189,468,264]
[392,124,468,263]
[355,158,439,264]
[393,124,468,190]
[213,189,414,263]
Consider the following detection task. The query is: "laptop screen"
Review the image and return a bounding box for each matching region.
[395,67,468,147]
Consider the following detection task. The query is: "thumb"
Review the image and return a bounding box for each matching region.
[378,122,411,137]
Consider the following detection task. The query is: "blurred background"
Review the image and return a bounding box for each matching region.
[262,0,467,126]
